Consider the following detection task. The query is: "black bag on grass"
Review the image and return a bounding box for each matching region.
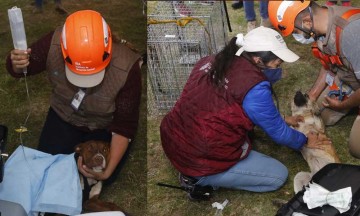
[277,163,360,216]
[0,125,8,183]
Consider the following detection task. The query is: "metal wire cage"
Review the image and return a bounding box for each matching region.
[147,1,229,116]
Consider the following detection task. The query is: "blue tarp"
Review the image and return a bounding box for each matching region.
[0,146,82,216]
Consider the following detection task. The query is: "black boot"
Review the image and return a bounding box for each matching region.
[179,174,213,201]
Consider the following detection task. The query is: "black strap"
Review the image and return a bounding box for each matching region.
[81,173,91,202]
[75,153,92,202]
[0,125,8,183]
[0,125,8,153]
[223,0,232,32]
[157,182,186,191]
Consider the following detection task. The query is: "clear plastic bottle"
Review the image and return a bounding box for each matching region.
[8,6,27,50]
[8,6,28,74]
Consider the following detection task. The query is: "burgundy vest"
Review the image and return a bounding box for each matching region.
[160,56,266,176]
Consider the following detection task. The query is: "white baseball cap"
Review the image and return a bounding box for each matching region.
[235,26,299,63]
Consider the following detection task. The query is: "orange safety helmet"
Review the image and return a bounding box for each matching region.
[60,10,112,87]
[268,1,311,37]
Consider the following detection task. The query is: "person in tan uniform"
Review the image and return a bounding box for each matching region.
[268,1,360,158]
[6,10,142,183]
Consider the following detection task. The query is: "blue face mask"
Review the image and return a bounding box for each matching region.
[292,33,315,44]
[263,68,283,84]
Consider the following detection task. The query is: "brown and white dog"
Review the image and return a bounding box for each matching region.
[291,91,340,193]
[75,140,124,213]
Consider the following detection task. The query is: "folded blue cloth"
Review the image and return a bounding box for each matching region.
[0,146,82,215]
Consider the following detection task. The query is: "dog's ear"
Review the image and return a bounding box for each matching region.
[74,142,85,153]
[74,146,81,153]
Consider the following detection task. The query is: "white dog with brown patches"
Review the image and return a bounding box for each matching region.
[291,91,340,193]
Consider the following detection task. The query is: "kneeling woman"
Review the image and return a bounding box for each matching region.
[160,27,330,192]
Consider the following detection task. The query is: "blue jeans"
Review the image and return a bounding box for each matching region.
[195,150,288,192]
[243,0,269,21]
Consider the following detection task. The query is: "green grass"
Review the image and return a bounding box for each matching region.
[3,0,360,215]
[147,1,360,216]
[0,0,146,215]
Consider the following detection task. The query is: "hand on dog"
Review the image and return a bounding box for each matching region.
[305,131,332,150]
[77,156,111,181]
[322,96,343,111]
[285,115,304,127]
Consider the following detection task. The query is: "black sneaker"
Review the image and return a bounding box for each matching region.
[179,174,196,187]
[179,174,213,201]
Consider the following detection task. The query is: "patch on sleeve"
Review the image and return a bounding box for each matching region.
[199,62,212,73]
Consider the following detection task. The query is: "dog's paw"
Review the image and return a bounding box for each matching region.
[294,171,312,194]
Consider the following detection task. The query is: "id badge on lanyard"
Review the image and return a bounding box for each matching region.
[71,89,86,111]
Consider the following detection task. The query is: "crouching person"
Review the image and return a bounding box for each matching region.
[160,27,330,196]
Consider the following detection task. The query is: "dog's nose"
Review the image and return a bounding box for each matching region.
[93,154,104,165]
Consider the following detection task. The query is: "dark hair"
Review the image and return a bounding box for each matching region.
[209,37,279,87]
[209,37,238,87]
[246,51,279,65]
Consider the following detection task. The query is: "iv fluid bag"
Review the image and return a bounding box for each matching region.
[8,6,27,51]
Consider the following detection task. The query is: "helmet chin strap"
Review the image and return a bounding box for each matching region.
[308,6,318,40]
[295,6,318,40]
